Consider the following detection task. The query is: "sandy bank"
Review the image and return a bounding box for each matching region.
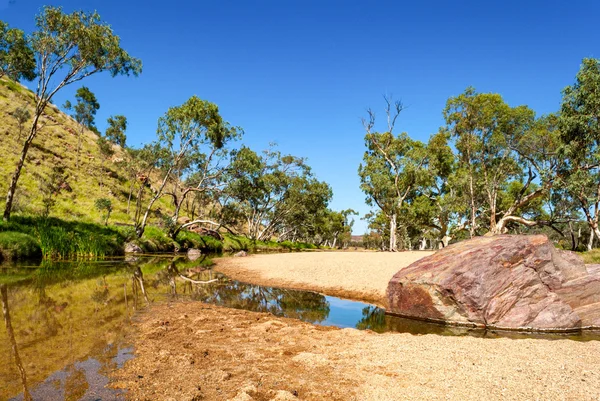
[214,251,433,307]
[111,302,600,401]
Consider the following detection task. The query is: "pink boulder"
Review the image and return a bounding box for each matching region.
[386,235,600,331]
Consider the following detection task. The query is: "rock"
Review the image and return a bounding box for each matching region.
[234,250,248,257]
[124,242,143,254]
[386,234,600,331]
[187,248,202,261]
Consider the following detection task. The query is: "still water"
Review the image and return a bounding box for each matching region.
[1,255,598,400]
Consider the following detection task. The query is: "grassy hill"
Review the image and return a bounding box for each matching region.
[0,76,174,225]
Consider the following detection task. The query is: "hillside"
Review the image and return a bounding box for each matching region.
[0,77,174,226]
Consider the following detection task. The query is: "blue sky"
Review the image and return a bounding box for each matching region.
[2,1,599,233]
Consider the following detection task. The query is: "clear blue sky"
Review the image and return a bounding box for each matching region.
[2,0,599,233]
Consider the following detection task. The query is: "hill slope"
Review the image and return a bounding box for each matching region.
[0,77,174,226]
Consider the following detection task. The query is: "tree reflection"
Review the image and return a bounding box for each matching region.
[1,284,32,401]
[356,306,388,332]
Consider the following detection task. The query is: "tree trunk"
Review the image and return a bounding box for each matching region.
[4,113,41,221]
[126,181,135,215]
[419,237,426,250]
[332,237,337,249]
[469,176,477,238]
[588,229,595,251]
[389,213,397,252]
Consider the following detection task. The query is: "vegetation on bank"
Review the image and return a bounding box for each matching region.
[0,215,319,262]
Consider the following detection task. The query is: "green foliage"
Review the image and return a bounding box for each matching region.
[11,105,30,140]
[0,20,36,81]
[558,58,600,246]
[0,232,41,261]
[135,95,241,238]
[138,226,179,252]
[94,198,112,225]
[97,136,114,159]
[176,230,223,253]
[33,165,67,218]
[225,145,331,242]
[358,98,429,250]
[105,115,127,147]
[64,86,100,130]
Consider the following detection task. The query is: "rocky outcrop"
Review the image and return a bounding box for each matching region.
[386,235,600,331]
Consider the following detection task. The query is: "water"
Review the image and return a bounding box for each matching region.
[1,255,599,400]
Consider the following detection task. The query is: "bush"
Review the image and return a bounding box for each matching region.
[139,226,178,252]
[0,232,42,261]
[176,230,223,253]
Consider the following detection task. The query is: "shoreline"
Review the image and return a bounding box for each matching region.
[214,251,434,309]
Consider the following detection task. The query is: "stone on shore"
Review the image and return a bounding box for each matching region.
[386,234,600,331]
[187,248,202,261]
[124,242,143,254]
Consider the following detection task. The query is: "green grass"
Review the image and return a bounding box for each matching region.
[580,249,600,264]
[0,216,124,260]
[0,231,41,261]
[221,233,317,253]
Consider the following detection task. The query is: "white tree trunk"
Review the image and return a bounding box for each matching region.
[389,213,398,252]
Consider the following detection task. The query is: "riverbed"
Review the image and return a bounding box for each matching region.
[3,253,600,400]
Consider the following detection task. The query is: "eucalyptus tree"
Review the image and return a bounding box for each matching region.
[275,178,333,243]
[135,95,240,238]
[105,115,127,147]
[316,209,357,248]
[0,20,35,81]
[444,88,559,235]
[559,58,600,246]
[225,146,331,241]
[64,86,100,169]
[409,130,457,247]
[3,6,141,221]
[358,97,428,251]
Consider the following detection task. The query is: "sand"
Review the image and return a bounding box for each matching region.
[110,251,600,400]
[214,251,434,307]
[111,302,600,401]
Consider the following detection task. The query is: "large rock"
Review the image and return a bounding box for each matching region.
[386,235,600,331]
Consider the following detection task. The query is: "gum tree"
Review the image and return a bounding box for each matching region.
[559,58,600,246]
[0,20,35,81]
[444,88,558,235]
[135,95,240,238]
[3,6,141,221]
[358,97,428,251]
[64,86,100,169]
[105,115,127,147]
[225,146,331,242]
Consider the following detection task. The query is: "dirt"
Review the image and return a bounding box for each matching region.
[214,251,434,307]
[111,302,600,401]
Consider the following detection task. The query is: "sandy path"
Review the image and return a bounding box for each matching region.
[214,251,433,307]
[111,302,600,401]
